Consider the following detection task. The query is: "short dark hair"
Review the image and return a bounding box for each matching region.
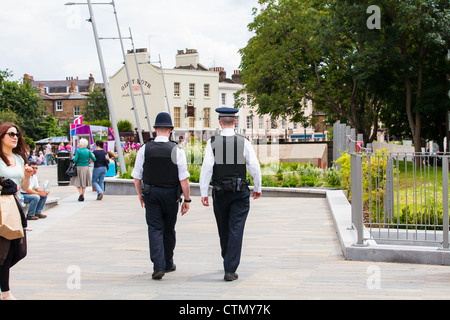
[96,140,104,148]
[29,161,38,166]
[220,117,235,126]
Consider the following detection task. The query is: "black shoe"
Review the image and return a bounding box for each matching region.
[152,270,165,280]
[165,264,176,273]
[78,194,84,201]
[224,272,239,281]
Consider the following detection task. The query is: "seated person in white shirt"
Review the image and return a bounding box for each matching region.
[21,161,50,220]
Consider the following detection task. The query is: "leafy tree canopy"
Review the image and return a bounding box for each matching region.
[239,0,450,148]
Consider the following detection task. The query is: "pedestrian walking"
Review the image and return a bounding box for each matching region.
[44,141,54,165]
[92,140,108,200]
[0,122,33,300]
[70,138,96,201]
[132,112,191,280]
[200,108,262,281]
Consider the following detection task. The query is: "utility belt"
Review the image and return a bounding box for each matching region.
[142,183,183,202]
[210,178,250,194]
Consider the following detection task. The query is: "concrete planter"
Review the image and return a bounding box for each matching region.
[104,176,331,198]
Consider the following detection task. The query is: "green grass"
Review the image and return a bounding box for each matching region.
[187,162,341,188]
[366,159,449,228]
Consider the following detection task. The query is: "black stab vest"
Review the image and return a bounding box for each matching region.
[143,140,179,187]
[211,134,247,182]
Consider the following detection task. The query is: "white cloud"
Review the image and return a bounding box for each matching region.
[0,0,257,82]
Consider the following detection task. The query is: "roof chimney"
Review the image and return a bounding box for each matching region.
[232,70,242,84]
[39,83,45,95]
[175,48,200,68]
[219,68,226,82]
[89,74,95,91]
[69,82,77,93]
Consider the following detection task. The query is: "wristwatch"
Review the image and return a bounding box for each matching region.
[184,199,192,203]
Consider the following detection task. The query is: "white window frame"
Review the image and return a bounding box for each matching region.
[174,82,180,97]
[221,93,226,105]
[189,83,195,97]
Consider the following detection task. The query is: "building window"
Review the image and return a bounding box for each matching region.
[56,101,63,111]
[204,84,210,97]
[174,107,181,128]
[247,116,252,129]
[189,83,195,97]
[203,108,210,128]
[74,106,80,116]
[174,82,180,97]
[221,93,226,105]
[189,109,196,128]
[259,117,264,129]
[271,119,277,129]
[282,118,286,130]
[293,122,298,129]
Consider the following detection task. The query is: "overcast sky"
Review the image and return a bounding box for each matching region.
[1,0,260,82]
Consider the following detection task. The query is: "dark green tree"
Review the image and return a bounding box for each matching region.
[41,114,63,137]
[0,70,46,140]
[239,0,450,148]
[239,0,386,144]
[372,0,450,152]
[85,86,109,121]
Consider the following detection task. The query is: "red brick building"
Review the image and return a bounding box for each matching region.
[25,74,96,125]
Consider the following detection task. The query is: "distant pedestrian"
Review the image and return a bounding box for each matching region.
[70,138,96,201]
[44,141,54,165]
[106,150,118,177]
[58,142,66,151]
[92,140,108,200]
[36,151,44,166]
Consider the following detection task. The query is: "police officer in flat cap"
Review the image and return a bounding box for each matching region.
[200,108,262,281]
[132,112,191,280]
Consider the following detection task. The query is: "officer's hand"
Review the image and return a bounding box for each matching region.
[138,194,145,208]
[252,192,262,200]
[201,197,209,207]
[181,202,189,215]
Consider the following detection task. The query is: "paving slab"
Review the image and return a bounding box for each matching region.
[6,165,450,300]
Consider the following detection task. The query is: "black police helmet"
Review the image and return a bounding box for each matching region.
[154,112,173,128]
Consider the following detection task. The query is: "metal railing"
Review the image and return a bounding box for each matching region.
[351,152,450,248]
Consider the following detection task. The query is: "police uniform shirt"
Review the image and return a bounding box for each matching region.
[199,128,262,197]
[131,136,190,182]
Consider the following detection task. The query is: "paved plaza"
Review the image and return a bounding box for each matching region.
[8,165,450,300]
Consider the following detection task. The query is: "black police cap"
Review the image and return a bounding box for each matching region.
[216,108,239,118]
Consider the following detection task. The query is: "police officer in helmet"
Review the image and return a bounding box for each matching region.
[132,112,191,280]
[200,108,262,281]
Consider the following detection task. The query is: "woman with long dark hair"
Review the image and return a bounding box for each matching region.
[0,122,33,300]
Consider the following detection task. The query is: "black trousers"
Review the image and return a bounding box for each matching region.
[0,240,16,292]
[212,188,250,273]
[143,186,179,272]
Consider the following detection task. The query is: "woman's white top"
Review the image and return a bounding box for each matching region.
[0,154,24,187]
